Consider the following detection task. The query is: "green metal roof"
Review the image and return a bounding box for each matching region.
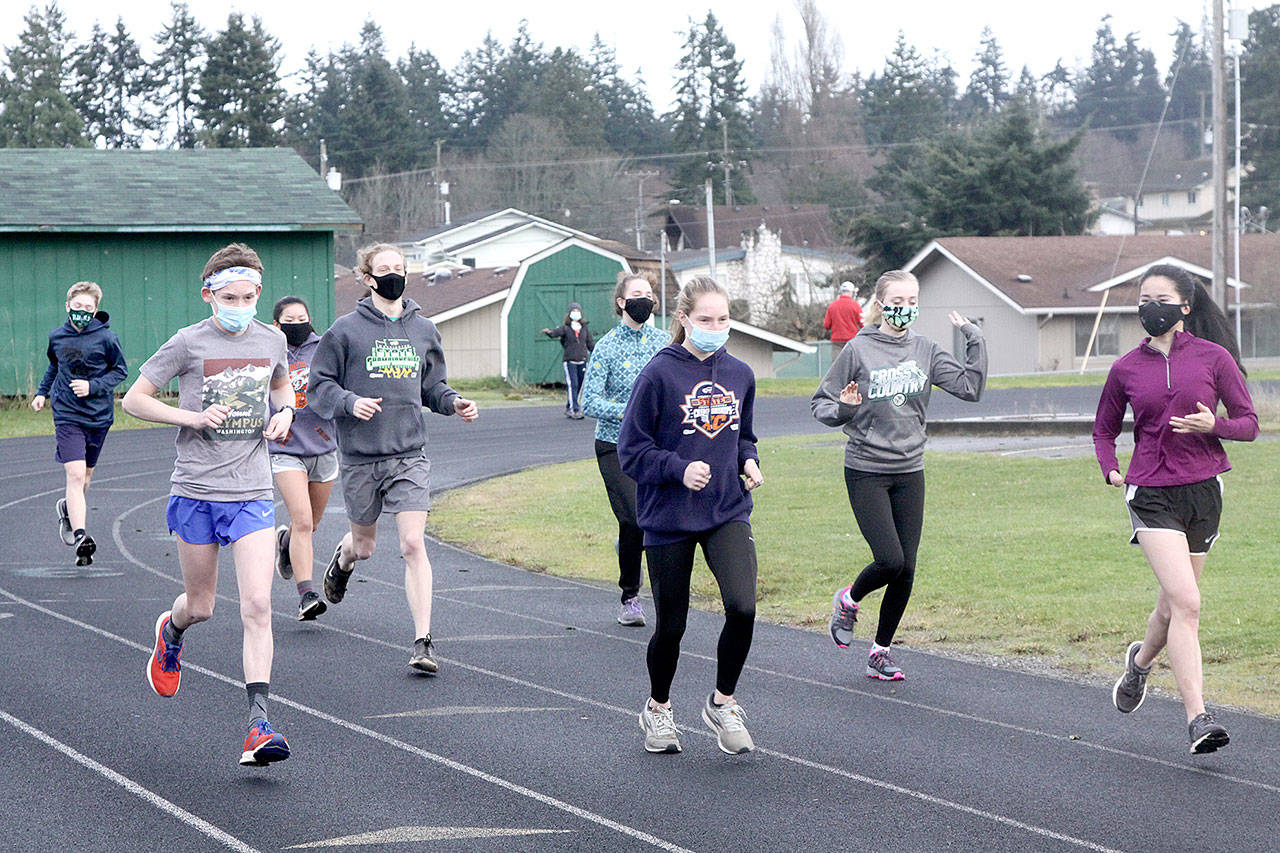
[0,148,363,233]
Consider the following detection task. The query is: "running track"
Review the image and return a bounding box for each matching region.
[1,395,1276,852]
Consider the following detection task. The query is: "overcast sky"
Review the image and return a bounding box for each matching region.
[2,1,1268,108]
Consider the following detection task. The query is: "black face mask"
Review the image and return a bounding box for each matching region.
[622,297,654,324]
[1138,300,1186,337]
[280,321,313,348]
[369,272,406,301]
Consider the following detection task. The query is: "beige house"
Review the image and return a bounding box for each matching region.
[905,235,1280,374]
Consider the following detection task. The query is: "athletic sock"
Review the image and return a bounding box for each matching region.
[73,528,85,540]
[840,586,856,608]
[247,682,269,725]
[162,618,185,647]
[710,693,725,708]
[296,580,313,597]
[870,642,890,656]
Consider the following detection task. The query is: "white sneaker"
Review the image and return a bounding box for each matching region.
[639,701,681,753]
[701,694,754,754]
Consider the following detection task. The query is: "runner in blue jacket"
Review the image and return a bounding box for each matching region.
[618,276,763,757]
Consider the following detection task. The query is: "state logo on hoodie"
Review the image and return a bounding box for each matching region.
[680,379,740,438]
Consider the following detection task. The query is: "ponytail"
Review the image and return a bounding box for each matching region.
[670,276,728,346]
[1138,265,1246,375]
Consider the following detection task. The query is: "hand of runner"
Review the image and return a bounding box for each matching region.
[1170,402,1215,434]
[948,311,970,328]
[839,381,862,405]
[352,396,382,420]
[454,396,478,422]
[683,461,711,491]
[69,379,90,397]
[263,407,293,441]
[1107,470,1125,487]
[192,403,231,430]
[30,395,45,412]
[742,459,763,491]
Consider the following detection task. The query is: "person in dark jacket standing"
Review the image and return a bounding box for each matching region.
[1094,264,1257,755]
[268,296,338,622]
[541,302,594,418]
[812,269,986,682]
[309,243,478,674]
[618,276,763,757]
[30,281,128,565]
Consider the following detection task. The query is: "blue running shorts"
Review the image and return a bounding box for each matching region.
[166,496,275,546]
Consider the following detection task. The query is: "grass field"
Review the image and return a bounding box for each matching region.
[427,434,1280,715]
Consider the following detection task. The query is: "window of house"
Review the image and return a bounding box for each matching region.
[1187,190,1198,204]
[1075,314,1120,357]
[1161,193,1171,207]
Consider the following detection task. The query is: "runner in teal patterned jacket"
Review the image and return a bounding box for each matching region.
[581,272,670,626]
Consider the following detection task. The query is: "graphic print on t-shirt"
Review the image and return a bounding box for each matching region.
[201,357,270,441]
[365,339,420,379]
[866,360,929,407]
[680,379,740,438]
[288,360,309,409]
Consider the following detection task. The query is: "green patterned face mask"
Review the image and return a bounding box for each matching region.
[68,309,95,329]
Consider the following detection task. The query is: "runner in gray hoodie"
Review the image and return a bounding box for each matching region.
[811,269,986,681]
[308,243,478,673]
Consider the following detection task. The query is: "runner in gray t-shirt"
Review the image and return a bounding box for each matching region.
[123,243,298,768]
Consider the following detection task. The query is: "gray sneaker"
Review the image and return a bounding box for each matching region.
[829,586,859,649]
[1188,711,1229,754]
[617,597,646,626]
[409,635,439,674]
[56,498,75,546]
[701,694,755,754]
[1112,640,1150,713]
[866,648,904,681]
[275,525,293,580]
[639,702,681,753]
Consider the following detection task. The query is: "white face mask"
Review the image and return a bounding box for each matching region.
[570,311,582,322]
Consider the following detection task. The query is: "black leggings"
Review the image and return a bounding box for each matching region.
[563,361,585,413]
[845,468,925,647]
[595,440,644,601]
[645,521,757,703]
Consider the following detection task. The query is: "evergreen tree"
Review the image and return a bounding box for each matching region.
[196,13,284,147]
[339,21,416,175]
[588,35,664,156]
[452,32,511,151]
[0,3,86,147]
[69,23,111,145]
[70,18,154,147]
[860,33,950,146]
[1071,17,1166,138]
[152,1,205,147]
[666,12,753,204]
[961,27,1009,118]
[1241,4,1280,212]
[399,45,452,159]
[520,46,607,151]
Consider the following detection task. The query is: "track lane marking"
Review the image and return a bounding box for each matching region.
[0,707,259,852]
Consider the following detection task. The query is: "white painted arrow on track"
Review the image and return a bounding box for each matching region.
[285,827,573,848]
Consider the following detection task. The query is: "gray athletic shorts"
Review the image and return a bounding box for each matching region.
[270,450,339,483]
[340,455,432,526]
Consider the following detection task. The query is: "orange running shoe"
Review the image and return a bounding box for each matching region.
[240,719,291,767]
[146,611,183,697]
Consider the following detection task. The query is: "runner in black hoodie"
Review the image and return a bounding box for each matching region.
[618,276,763,756]
[541,302,594,418]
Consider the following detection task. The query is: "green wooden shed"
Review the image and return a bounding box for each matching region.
[500,238,630,383]
[0,148,362,395]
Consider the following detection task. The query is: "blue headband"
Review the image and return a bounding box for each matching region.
[203,267,262,290]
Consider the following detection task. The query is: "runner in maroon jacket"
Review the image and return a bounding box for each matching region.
[1093,264,1256,755]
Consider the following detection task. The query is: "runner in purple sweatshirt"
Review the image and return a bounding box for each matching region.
[618,276,763,757]
[1093,264,1257,755]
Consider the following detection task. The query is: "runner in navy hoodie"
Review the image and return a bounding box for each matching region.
[618,276,763,756]
[31,281,128,565]
[1095,264,1257,755]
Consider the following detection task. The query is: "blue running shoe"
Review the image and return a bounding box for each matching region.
[240,719,291,767]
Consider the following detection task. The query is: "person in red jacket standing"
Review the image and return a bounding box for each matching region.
[823,281,864,363]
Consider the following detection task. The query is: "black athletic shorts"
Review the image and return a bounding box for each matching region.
[1124,476,1223,555]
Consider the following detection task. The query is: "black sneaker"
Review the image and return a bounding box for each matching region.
[322,542,352,604]
[1188,712,1230,754]
[73,532,96,566]
[56,499,75,545]
[1112,640,1150,713]
[409,635,439,674]
[297,590,326,621]
[275,525,293,580]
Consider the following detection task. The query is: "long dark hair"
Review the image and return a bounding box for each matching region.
[1137,264,1246,375]
[272,295,310,322]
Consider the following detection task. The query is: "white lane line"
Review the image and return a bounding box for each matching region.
[285,826,573,848]
[998,443,1088,457]
[367,706,573,719]
[0,587,694,853]
[0,465,174,512]
[0,707,259,853]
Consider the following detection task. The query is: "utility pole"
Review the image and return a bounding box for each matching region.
[1230,3,1248,346]
[705,178,717,279]
[629,169,659,250]
[722,123,734,207]
[1212,0,1228,309]
[433,139,443,226]
[319,138,327,180]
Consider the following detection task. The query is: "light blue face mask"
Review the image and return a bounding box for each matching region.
[688,324,730,353]
[880,304,918,330]
[215,303,257,333]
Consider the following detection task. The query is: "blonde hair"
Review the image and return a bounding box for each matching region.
[614,269,655,315]
[864,269,918,326]
[356,243,406,277]
[201,243,263,280]
[670,276,729,346]
[66,281,102,307]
